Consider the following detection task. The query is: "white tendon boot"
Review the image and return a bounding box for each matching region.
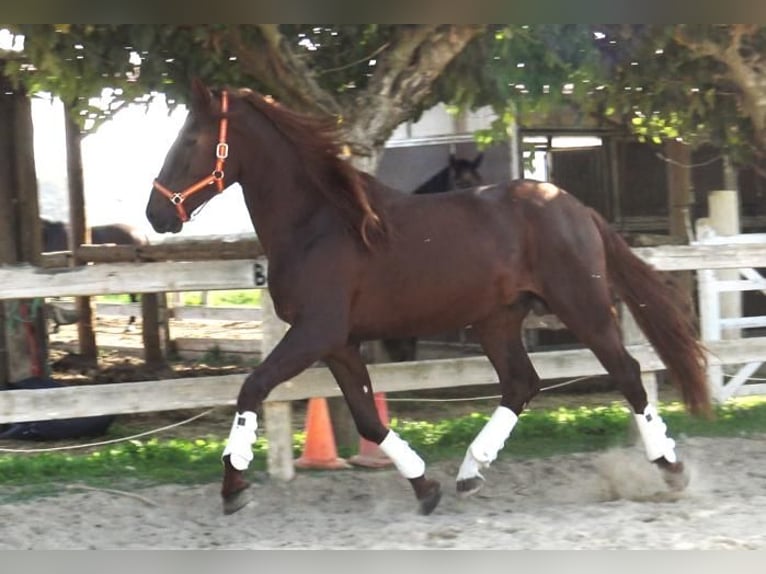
[457,406,518,483]
[634,404,677,463]
[222,411,258,470]
[378,430,426,479]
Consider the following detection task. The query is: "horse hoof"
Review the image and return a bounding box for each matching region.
[654,459,689,491]
[417,480,442,516]
[456,476,484,498]
[663,471,690,492]
[222,485,252,515]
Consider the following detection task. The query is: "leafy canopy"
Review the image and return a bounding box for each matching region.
[3,24,766,163]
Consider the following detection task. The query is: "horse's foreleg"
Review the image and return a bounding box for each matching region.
[457,307,539,497]
[325,345,441,515]
[221,320,347,515]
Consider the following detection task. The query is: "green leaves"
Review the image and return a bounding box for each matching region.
[5,24,766,161]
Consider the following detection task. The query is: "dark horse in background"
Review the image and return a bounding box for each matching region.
[413,153,483,196]
[146,80,711,517]
[42,219,148,332]
[381,153,483,362]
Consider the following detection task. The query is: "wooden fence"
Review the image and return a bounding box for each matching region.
[695,223,766,401]
[2,337,764,426]
[3,238,766,478]
[4,243,766,299]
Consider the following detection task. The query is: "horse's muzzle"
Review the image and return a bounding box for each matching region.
[146,204,184,234]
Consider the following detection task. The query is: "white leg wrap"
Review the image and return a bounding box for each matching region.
[634,404,677,463]
[378,430,426,479]
[457,406,518,481]
[222,411,258,470]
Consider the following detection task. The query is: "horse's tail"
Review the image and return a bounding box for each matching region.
[590,210,712,417]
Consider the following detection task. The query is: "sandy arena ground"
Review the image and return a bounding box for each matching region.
[1,435,765,549]
[4,314,763,549]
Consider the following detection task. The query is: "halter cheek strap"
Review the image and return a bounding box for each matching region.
[153,90,230,222]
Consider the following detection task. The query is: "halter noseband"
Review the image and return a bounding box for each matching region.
[153,90,230,222]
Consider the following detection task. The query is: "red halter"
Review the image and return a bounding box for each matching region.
[153,90,230,222]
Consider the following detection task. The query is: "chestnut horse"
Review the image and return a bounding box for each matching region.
[146,80,710,516]
[381,153,484,362]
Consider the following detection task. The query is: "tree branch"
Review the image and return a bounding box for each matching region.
[674,25,766,149]
[317,41,391,76]
[343,25,486,156]
[208,25,485,166]
[215,25,341,118]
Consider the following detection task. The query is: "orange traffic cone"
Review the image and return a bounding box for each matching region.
[294,397,351,470]
[349,393,394,468]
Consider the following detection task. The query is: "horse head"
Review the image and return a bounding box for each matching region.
[448,153,483,190]
[146,79,243,234]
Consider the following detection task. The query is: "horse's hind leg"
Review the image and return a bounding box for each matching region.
[325,344,441,515]
[456,301,541,496]
[542,275,688,490]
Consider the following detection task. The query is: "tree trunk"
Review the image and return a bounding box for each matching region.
[64,104,98,363]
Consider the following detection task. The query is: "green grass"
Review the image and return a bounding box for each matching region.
[2,396,766,502]
[393,396,766,459]
[177,290,262,307]
[94,290,262,307]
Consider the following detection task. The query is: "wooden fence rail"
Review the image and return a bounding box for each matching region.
[2,338,765,425]
[3,237,766,479]
[4,243,766,301]
[0,259,267,299]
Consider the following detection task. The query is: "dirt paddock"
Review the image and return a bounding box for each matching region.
[4,315,764,549]
[1,435,765,549]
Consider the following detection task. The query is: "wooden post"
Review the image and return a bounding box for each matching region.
[508,116,521,180]
[665,140,694,298]
[0,72,18,383]
[695,219,725,402]
[708,189,741,340]
[260,287,294,481]
[665,140,693,242]
[141,293,170,367]
[607,137,622,229]
[0,72,46,383]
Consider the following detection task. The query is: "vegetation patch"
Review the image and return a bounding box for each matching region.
[2,397,765,502]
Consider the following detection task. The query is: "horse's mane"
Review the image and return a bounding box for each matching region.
[235,88,386,248]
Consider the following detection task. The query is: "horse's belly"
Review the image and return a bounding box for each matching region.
[350,275,506,339]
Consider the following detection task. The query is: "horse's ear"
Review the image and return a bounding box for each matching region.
[473,153,484,169]
[190,77,213,115]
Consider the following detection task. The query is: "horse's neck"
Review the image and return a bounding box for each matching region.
[238,172,326,258]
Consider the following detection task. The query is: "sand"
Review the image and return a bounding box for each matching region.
[1,435,765,549]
